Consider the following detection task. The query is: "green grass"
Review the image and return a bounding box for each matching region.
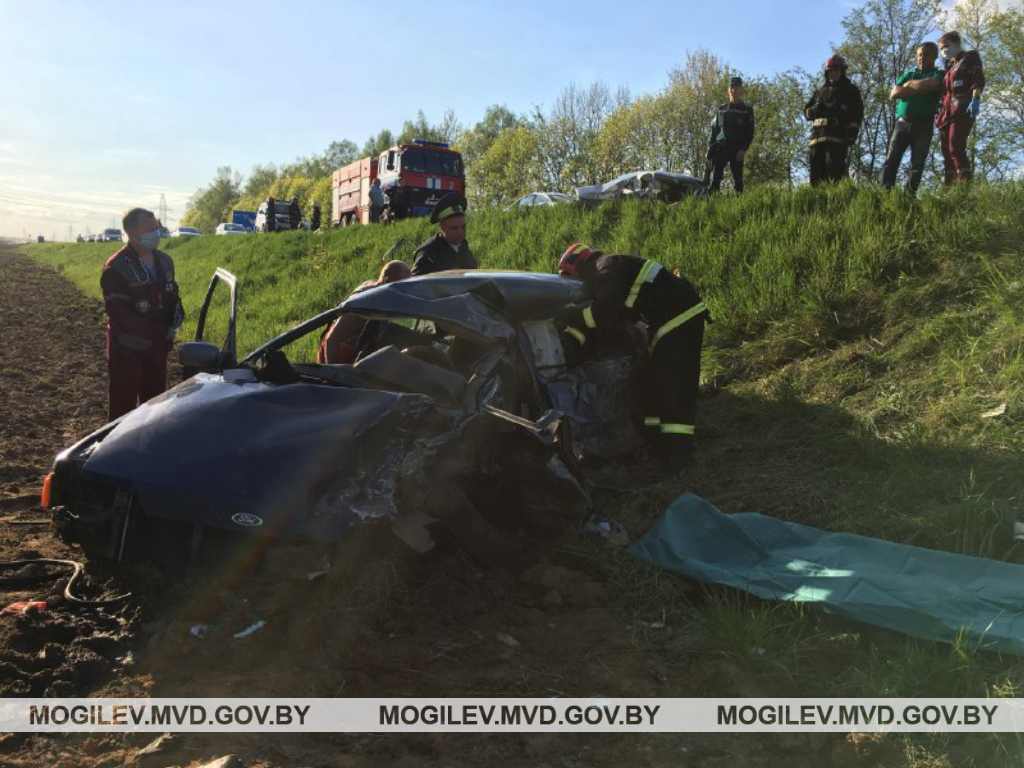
[19,182,1024,765]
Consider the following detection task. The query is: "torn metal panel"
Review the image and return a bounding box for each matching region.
[539,354,648,463]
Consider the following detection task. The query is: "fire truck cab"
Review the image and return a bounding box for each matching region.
[332,139,464,226]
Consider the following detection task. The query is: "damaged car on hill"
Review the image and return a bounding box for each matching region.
[576,170,705,205]
[44,269,648,571]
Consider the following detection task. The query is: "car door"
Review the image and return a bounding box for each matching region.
[179,268,239,377]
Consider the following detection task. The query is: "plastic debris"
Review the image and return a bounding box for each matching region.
[982,403,1007,419]
[495,632,520,647]
[2,601,47,616]
[190,624,209,638]
[233,620,266,639]
[582,515,630,547]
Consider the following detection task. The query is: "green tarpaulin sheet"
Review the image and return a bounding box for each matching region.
[629,493,1024,654]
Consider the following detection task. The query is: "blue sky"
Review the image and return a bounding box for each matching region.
[0,0,963,239]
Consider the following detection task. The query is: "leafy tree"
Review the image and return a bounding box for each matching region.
[744,70,814,186]
[532,82,619,191]
[660,50,732,177]
[468,124,542,207]
[181,166,242,234]
[361,129,395,158]
[455,104,520,166]
[324,139,360,169]
[989,8,1024,161]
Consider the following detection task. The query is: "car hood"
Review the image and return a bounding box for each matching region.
[77,371,443,540]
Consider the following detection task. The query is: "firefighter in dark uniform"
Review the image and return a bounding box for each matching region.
[558,244,708,470]
[101,207,184,422]
[410,192,478,276]
[804,55,864,184]
[310,202,322,232]
[289,196,301,230]
[707,76,755,193]
[265,196,277,233]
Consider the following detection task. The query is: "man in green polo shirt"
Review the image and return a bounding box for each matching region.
[882,42,944,194]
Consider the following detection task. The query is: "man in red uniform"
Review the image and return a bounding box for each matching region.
[101,208,184,421]
[936,30,985,185]
[557,244,708,470]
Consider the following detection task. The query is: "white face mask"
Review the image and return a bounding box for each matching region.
[138,230,161,251]
[941,43,962,60]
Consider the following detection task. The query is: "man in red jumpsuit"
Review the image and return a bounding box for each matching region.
[936,30,985,185]
[101,208,184,421]
[557,244,708,470]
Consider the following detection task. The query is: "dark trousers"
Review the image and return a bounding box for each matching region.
[809,141,849,185]
[882,119,934,194]
[645,317,704,454]
[108,346,168,422]
[939,117,974,184]
[710,150,744,193]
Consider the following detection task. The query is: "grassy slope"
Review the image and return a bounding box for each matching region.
[21,183,1024,762]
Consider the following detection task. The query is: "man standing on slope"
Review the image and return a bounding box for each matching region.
[410,192,478,276]
[101,208,184,421]
[804,55,864,184]
[557,244,708,471]
[882,42,944,195]
[707,76,755,194]
[936,30,985,185]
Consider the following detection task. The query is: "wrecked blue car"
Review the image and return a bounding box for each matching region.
[46,269,647,568]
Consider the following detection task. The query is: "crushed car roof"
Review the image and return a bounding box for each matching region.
[576,170,705,201]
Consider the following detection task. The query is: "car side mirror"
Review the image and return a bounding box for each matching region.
[179,341,222,375]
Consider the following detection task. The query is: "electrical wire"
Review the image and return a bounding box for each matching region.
[0,558,131,607]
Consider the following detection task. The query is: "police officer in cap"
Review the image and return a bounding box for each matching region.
[411,192,478,276]
[707,76,755,194]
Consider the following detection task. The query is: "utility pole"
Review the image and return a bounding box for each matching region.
[66,224,73,242]
[158,193,168,224]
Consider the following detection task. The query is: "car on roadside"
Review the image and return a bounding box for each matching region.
[174,226,202,237]
[102,228,123,242]
[504,192,577,212]
[45,269,648,572]
[576,170,706,204]
[158,227,172,239]
[215,223,247,236]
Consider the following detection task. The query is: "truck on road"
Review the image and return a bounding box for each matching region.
[331,139,464,226]
[232,210,257,232]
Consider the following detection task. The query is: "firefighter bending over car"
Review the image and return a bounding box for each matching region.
[411,192,478,276]
[804,55,864,184]
[557,244,708,471]
[101,207,184,422]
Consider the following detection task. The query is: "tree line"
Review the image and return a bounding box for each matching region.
[182,0,1024,234]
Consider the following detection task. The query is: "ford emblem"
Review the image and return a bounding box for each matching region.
[231,513,263,528]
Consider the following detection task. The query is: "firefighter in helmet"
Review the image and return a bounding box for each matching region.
[558,244,708,470]
[804,54,864,184]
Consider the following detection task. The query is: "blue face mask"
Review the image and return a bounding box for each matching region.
[138,230,161,250]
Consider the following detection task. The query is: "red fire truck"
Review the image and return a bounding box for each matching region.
[331,139,465,226]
